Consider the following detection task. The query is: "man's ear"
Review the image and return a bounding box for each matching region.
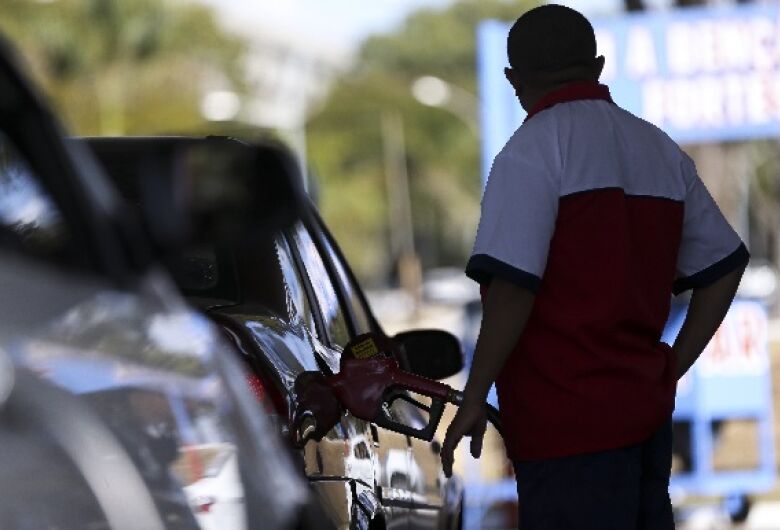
[593,56,606,81]
[504,67,522,95]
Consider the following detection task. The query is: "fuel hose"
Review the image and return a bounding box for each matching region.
[447,389,503,437]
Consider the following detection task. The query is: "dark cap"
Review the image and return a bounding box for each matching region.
[507,4,597,75]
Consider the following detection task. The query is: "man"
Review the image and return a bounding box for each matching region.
[440,5,748,529]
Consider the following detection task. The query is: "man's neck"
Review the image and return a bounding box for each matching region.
[521,80,608,118]
[522,80,594,113]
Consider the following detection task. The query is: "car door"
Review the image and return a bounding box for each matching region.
[287,219,415,530]
[0,40,309,530]
[219,226,379,528]
[309,214,447,529]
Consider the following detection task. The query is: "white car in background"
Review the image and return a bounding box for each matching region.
[182,444,245,530]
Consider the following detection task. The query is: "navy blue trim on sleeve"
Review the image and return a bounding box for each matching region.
[465,254,542,293]
[673,243,750,295]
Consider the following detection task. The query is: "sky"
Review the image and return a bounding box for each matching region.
[197,0,455,59]
[197,0,633,60]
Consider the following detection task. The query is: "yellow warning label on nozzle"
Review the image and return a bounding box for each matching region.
[351,337,379,359]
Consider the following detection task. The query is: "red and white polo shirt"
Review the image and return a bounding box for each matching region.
[466,81,749,461]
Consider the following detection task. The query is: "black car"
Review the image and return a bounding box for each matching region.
[0,36,323,530]
[88,136,466,530]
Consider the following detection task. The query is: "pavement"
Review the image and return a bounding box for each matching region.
[678,501,780,529]
[744,501,780,529]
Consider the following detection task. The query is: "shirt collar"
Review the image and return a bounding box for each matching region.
[524,82,613,122]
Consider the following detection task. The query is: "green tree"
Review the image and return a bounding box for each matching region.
[0,0,246,135]
[308,0,537,285]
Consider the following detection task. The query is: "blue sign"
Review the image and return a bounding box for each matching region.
[663,300,775,496]
[478,4,780,184]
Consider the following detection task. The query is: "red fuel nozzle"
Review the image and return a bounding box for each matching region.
[290,371,342,447]
[330,333,453,441]
[293,333,502,445]
[293,333,455,443]
[291,332,503,446]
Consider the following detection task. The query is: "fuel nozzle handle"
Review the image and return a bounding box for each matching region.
[327,352,452,442]
[291,332,503,447]
[291,372,342,448]
[333,333,505,441]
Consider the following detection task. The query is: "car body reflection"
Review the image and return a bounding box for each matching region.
[10,290,245,529]
[182,443,245,530]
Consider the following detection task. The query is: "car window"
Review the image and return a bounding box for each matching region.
[169,246,220,292]
[171,233,317,334]
[289,221,351,349]
[0,130,69,257]
[318,226,373,335]
[276,234,318,335]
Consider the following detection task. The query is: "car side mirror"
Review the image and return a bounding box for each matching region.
[83,137,305,253]
[392,329,463,380]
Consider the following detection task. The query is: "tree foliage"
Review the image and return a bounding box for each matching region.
[0,0,246,136]
[308,0,537,284]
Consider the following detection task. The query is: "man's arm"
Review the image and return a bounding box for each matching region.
[673,264,746,379]
[440,277,536,478]
[462,278,536,403]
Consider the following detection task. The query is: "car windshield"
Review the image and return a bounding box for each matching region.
[87,139,303,320]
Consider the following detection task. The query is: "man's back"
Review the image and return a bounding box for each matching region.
[470,84,746,460]
[488,94,693,459]
[444,6,748,529]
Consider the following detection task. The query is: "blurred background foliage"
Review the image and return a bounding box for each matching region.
[307,0,537,285]
[1,0,775,292]
[0,0,539,286]
[0,0,246,136]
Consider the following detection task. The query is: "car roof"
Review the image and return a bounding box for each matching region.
[81,135,239,180]
[82,135,243,151]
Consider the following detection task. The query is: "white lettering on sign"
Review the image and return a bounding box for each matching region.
[593,9,780,137]
[660,15,780,76]
[724,74,747,125]
[697,21,717,74]
[751,17,775,71]
[639,73,780,130]
[627,26,657,79]
[717,21,751,71]
[698,303,768,377]
[666,22,694,75]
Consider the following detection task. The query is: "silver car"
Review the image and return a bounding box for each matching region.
[0,36,323,530]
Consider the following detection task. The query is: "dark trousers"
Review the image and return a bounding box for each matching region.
[513,421,674,530]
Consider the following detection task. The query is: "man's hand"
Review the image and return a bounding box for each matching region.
[441,401,487,478]
[674,263,746,379]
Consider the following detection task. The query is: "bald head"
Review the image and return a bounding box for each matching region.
[506,5,603,89]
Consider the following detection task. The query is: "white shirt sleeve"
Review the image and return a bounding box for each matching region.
[466,132,560,293]
[673,154,748,294]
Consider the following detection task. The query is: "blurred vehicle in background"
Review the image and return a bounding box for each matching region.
[180,443,244,530]
[87,136,466,530]
[0,34,326,530]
